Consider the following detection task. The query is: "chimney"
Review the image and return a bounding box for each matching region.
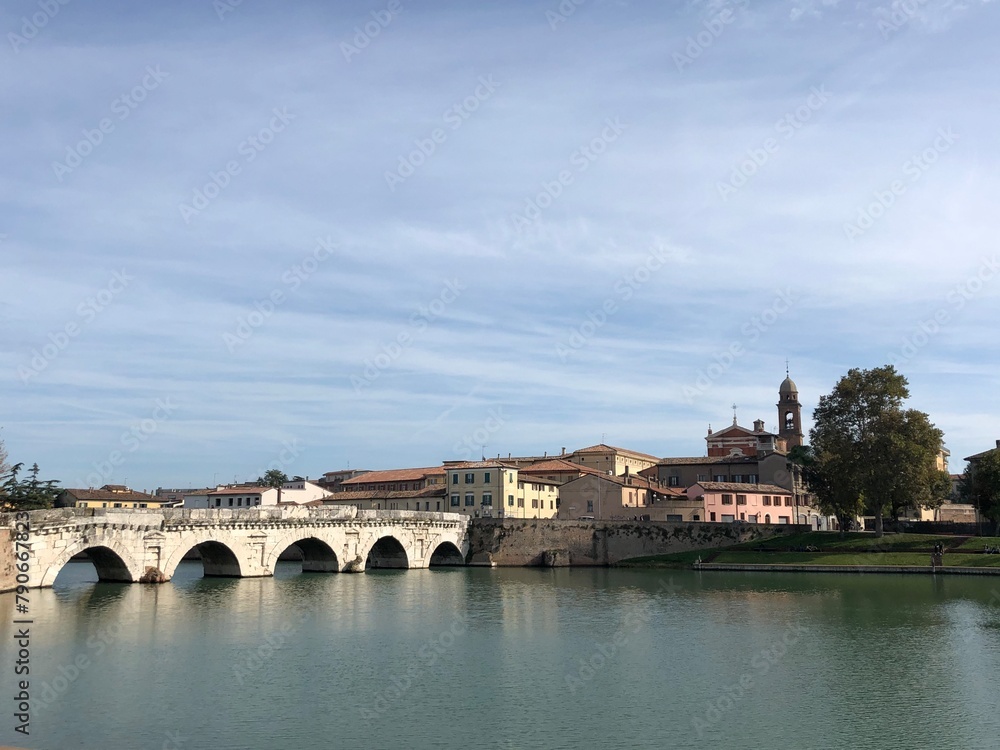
[543,451,547,457]
[996,440,1000,449]
[561,447,566,455]
[753,419,765,432]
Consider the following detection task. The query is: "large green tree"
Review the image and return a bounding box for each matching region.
[1,462,61,512]
[259,469,288,488]
[960,449,1000,534]
[809,365,943,537]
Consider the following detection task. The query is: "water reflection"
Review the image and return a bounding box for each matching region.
[2,567,999,750]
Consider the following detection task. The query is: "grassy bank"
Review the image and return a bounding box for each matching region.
[617,532,1000,569]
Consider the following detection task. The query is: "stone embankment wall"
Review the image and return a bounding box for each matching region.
[0,527,16,592]
[468,519,807,567]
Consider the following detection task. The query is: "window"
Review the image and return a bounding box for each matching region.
[436,502,441,511]
[697,474,708,482]
[465,473,475,484]
[732,474,743,483]
[215,499,221,507]
[556,498,560,508]
[508,495,514,506]
[713,474,726,482]
[721,494,733,505]
[113,502,122,508]
[586,501,594,512]
[452,473,459,484]
[779,516,789,524]
[517,498,524,507]
[762,496,771,506]
[228,498,233,506]
[451,494,460,506]
[425,502,430,511]
[484,472,491,483]
[736,495,747,505]
[668,476,680,487]
[667,514,683,522]
[722,514,734,522]
[710,512,716,521]
[784,497,792,507]
[532,499,538,508]
[764,514,771,524]
[465,493,475,506]
[482,493,493,506]
[237,498,242,506]
[748,474,758,483]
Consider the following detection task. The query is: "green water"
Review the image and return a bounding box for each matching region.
[2,562,999,750]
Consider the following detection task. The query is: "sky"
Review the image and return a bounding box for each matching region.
[2,0,998,492]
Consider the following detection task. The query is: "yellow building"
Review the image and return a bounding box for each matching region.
[443,460,559,519]
[567,443,659,477]
[57,485,176,509]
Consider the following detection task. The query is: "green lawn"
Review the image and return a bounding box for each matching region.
[954,536,1000,551]
[729,531,969,552]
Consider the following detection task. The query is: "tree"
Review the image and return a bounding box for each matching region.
[1,462,61,512]
[809,365,943,537]
[259,470,288,489]
[960,449,1000,534]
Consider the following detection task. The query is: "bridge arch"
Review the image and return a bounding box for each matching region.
[429,541,466,566]
[42,540,144,588]
[162,536,246,579]
[365,535,409,570]
[264,534,341,573]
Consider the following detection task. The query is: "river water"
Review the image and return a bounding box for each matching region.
[2,561,999,750]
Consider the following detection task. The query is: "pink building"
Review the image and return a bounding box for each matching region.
[687,481,794,524]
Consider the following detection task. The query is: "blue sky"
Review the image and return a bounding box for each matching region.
[2,0,998,491]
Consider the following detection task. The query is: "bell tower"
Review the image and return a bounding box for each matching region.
[777,365,803,450]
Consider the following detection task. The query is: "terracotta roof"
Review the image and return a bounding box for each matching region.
[341,467,445,485]
[519,458,603,475]
[60,488,167,503]
[323,487,447,501]
[693,482,791,494]
[572,443,660,462]
[655,455,760,466]
[441,460,520,470]
[564,473,661,491]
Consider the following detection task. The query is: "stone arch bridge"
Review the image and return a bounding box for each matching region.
[15,506,471,588]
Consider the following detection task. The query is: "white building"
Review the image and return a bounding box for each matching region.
[183,481,330,508]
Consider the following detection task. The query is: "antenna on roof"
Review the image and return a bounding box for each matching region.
[786,358,790,378]
[732,403,738,425]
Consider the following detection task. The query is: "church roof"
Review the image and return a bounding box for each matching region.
[779,376,798,394]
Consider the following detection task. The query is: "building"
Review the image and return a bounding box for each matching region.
[340,466,446,494]
[518,458,603,485]
[777,374,804,450]
[566,443,660,477]
[154,487,207,505]
[558,472,702,521]
[57,485,176,510]
[442,460,559,519]
[687,482,796,524]
[316,469,371,492]
[322,486,447,512]
[279,478,330,504]
[185,486,278,508]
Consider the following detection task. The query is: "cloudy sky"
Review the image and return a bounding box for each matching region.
[2,0,998,491]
